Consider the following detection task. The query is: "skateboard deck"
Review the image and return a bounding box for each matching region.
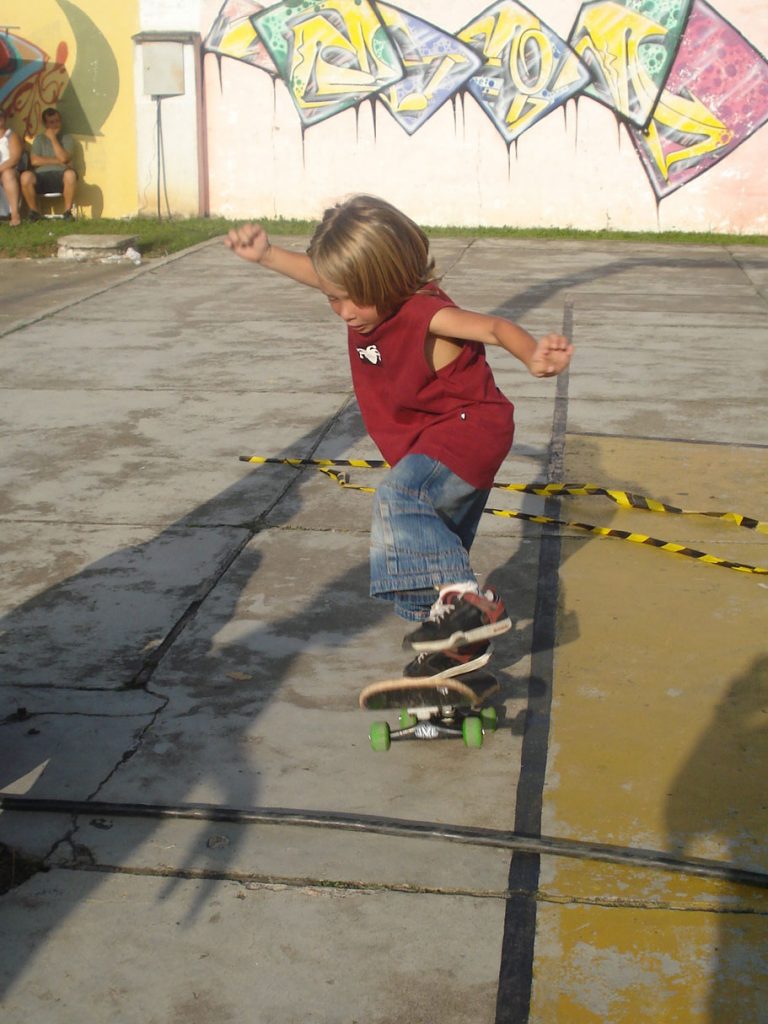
[359,670,500,750]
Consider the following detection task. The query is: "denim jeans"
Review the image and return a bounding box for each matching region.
[369,454,490,621]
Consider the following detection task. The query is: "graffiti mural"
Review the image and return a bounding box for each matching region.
[252,0,404,127]
[0,0,118,139]
[205,0,276,74]
[0,32,69,139]
[204,0,768,201]
[376,5,482,136]
[54,0,120,137]
[457,2,592,143]
[628,0,768,196]
[567,0,693,129]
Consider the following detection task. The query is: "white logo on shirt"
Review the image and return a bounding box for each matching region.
[357,344,382,365]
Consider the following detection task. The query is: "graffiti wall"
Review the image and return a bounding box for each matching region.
[200,0,768,232]
[1,0,138,217]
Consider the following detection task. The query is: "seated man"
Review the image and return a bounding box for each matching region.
[0,108,23,226]
[20,107,77,221]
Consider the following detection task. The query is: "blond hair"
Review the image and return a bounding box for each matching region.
[307,195,436,315]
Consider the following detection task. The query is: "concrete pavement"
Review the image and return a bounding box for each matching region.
[0,235,767,1023]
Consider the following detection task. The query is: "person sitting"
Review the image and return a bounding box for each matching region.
[20,107,77,221]
[0,108,23,227]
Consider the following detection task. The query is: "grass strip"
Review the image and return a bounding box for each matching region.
[1,215,765,260]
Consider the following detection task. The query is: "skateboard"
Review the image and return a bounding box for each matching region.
[359,671,500,751]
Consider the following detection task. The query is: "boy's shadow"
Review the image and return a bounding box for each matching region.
[0,410,387,988]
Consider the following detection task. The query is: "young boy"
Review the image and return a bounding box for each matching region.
[227,195,572,679]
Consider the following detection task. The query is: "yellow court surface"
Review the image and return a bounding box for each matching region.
[529,434,768,1023]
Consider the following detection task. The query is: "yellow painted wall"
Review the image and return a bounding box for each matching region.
[2,0,139,217]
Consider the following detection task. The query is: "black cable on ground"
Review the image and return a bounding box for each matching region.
[1,795,766,889]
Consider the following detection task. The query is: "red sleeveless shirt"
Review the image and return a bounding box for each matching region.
[347,285,514,489]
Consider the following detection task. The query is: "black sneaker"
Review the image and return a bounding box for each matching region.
[403,641,492,679]
[403,586,511,652]
[62,209,74,221]
[27,211,42,222]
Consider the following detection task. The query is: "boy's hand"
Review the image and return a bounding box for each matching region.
[225,222,271,264]
[527,333,573,377]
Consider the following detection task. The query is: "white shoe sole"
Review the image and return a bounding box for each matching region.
[407,617,512,653]
[404,645,493,680]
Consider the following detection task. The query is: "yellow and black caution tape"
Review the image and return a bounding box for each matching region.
[494,482,768,534]
[239,455,388,470]
[239,456,768,575]
[482,506,768,574]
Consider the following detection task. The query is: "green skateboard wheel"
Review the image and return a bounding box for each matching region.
[399,710,418,729]
[370,721,391,751]
[480,706,498,732]
[462,716,483,749]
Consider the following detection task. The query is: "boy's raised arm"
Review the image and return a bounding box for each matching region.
[429,306,573,378]
[226,223,322,289]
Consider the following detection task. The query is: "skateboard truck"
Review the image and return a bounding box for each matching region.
[368,704,498,751]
